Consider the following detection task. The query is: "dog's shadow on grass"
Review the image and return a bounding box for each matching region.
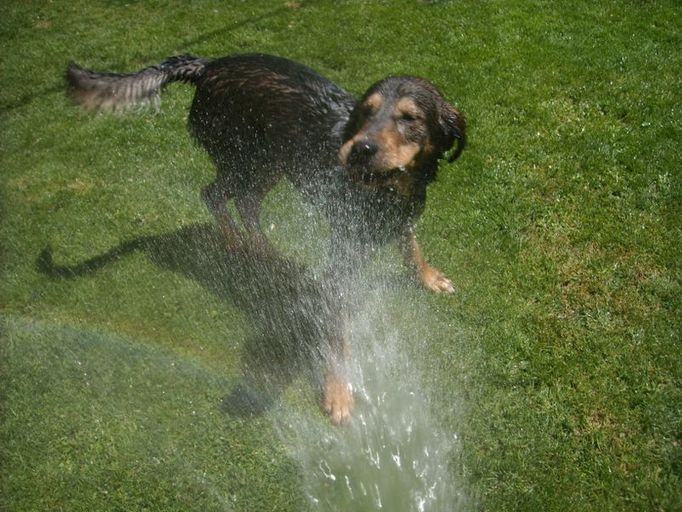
[37,223,339,418]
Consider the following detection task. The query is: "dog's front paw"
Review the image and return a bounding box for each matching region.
[420,266,455,294]
[323,373,354,425]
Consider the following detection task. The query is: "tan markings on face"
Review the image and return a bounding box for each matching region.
[374,125,421,170]
[365,92,383,113]
[395,97,422,120]
[373,97,427,170]
[338,94,428,172]
[338,139,352,165]
[338,93,384,165]
[389,142,436,197]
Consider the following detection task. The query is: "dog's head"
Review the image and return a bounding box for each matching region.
[338,76,465,195]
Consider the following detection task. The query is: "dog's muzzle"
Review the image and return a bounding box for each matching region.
[346,139,379,168]
[343,139,408,186]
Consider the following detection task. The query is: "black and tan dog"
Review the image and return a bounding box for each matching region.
[66,53,466,423]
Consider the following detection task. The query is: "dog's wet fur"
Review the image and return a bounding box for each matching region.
[66,53,466,424]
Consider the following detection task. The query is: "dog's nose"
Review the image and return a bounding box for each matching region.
[348,139,378,166]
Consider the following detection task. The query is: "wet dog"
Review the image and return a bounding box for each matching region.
[66,53,466,423]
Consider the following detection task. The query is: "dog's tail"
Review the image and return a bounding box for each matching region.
[66,55,209,111]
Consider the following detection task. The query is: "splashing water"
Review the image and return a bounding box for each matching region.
[37,176,470,509]
[273,287,468,511]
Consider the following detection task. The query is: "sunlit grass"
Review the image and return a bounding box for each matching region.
[2,1,681,511]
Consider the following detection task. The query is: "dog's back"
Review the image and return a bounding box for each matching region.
[67,54,357,206]
[188,54,355,195]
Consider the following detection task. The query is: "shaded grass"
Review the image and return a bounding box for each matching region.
[2,0,681,510]
[1,315,306,512]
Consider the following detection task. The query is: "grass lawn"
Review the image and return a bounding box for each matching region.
[1,0,680,510]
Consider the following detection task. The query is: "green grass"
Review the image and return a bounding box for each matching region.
[2,0,681,510]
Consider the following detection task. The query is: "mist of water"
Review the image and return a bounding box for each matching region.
[271,285,468,512]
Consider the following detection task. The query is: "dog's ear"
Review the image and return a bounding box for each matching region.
[438,103,466,162]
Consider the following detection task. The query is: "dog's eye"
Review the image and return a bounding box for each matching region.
[400,112,419,123]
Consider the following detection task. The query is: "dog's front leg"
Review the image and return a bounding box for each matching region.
[322,333,354,425]
[400,226,454,294]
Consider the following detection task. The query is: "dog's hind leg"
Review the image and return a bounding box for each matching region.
[202,180,242,248]
[234,181,275,251]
